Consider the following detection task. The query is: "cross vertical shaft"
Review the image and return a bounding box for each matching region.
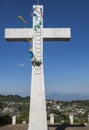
[28,5,47,130]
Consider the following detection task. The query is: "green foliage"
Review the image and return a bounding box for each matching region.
[54,116,61,123]
[16,115,28,123]
[16,105,29,123]
[49,109,60,115]
[46,102,53,108]
[0,115,12,126]
[0,95,30,103]
[0,101,3,110]
[74,118,87,123]
[0,95,30,124]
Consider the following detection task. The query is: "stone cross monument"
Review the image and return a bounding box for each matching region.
[5,5,71,130]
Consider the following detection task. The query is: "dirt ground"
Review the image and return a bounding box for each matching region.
[0,123,89,130]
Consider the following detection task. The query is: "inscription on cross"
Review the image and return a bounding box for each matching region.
[5,5,71,130]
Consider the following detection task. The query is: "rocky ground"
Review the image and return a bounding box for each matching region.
[0,124,27,130]
[0,124,89,130]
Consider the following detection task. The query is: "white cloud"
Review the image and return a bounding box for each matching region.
[17,63,25,67]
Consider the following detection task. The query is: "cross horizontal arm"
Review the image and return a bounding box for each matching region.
[5,28,71,41]
[43,28,71,41]
[5,28,33,41]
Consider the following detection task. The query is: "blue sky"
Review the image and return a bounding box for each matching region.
[0,0,89,97]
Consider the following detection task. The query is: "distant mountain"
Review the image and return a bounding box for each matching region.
[46,92,89,101]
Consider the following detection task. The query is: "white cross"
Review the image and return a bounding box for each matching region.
[5,5,71,130]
